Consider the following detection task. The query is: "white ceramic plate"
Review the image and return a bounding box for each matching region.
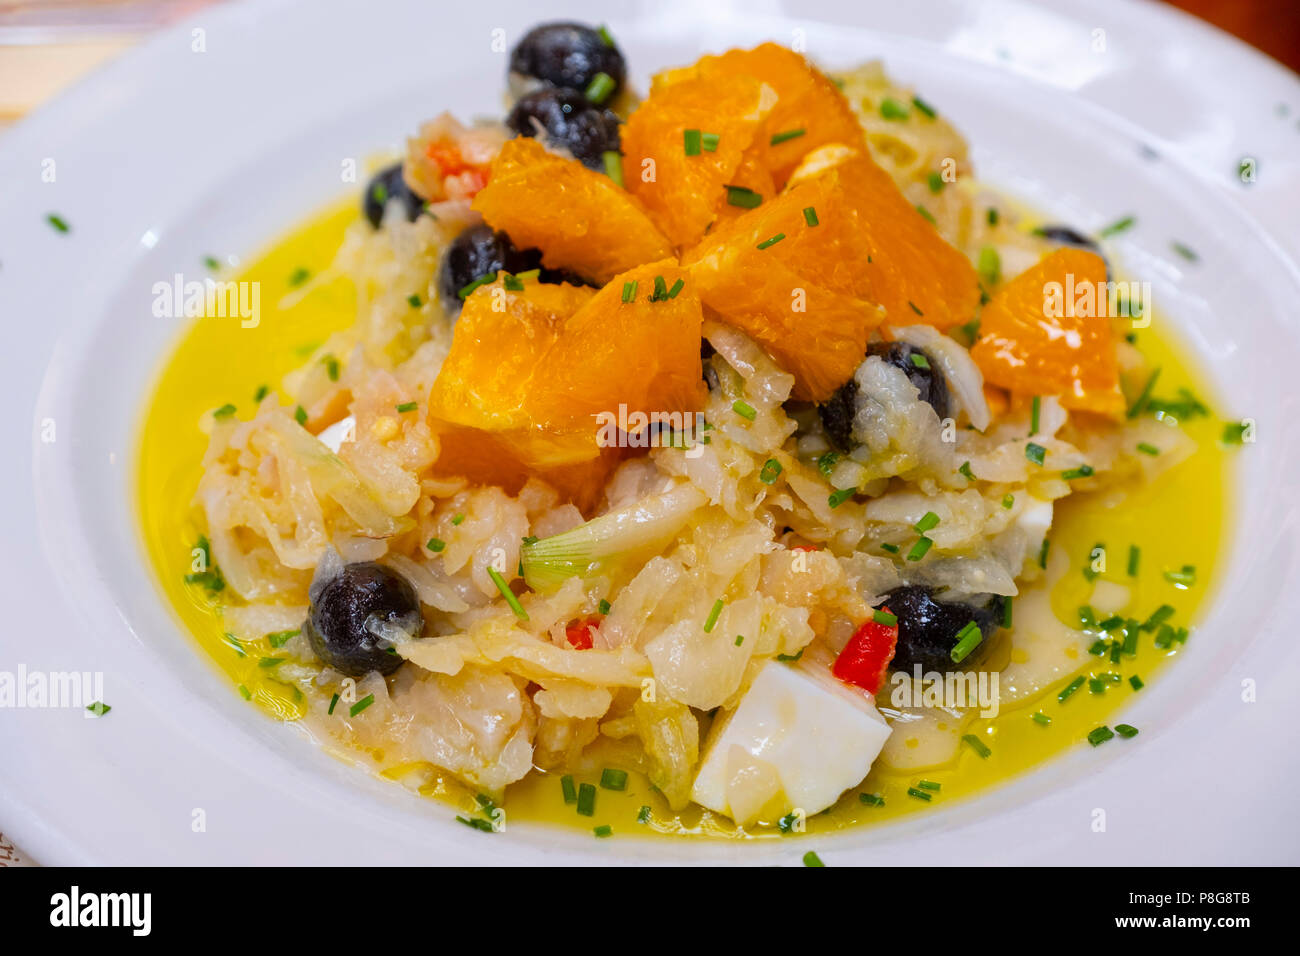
[2,0,1299,866]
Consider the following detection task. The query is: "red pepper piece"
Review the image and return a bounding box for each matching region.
[832,610,898,694]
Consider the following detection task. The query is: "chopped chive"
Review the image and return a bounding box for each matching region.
[666,277,685,299]
[803,851,825,867]
[1098,215,1136,238]
[1163,565,1196,588]
[598,599,612,615]
[223,632,246,657]
[427,537,446,553]
[1029,395,1041,435]
[457,271,497,299]
[915,204,936,225]
[1129,675,1144,691]
[873,609,898,626]
[817,451,841,477]
[577,782,597,816]
[906,787,932,802]
[602,150,624,187]
[597,24,615,47]
[1136,442,1160,456]
[451,513,465,526]
[349,694,375,717]
[756,232,786,249]
[561,775,577,804]
[1061,464,1095,480]
[593,825,613,838]
[959,460,975,481]
[1087,725,1115,746]
[828,486,857,508]
[328,693,340,715]
[1115,723,1139,738]
[911,95,937,118]
[1025,442,1046,466]
[1058,676,1085,701]
[396,401,418,413]
[1038,537,1050,569]
[585,71,615,105]
[701,132,720,152]
[487,567,529,621]
[457,815,495,833]
[907,536,933,561]
[203,254,221,271]
[927,171,945,193]
[907,300,924,316]
[909,352,931,369]
[1002,493,1015,509]
[917,779,941,791]
[987,207,999,226]
[86,701,110,717]
[502,275,524,292]
[637,805,651,823]
[914,511,940,533]
[257,656,285,669]
[880,543,900,554]
[408,292,425,307]
[803,206,819,226]
[977,245,1001,286]
[288,266,311,287]
[1222,422,1249,444]
[732,399,757,420]
[212,403,237,419]
[1127,367,1161,418]
[776,649,804,662]
[1002,596,1013,628]
[294,405,308,425]
[684,128,702,155]
[267,629,299,648]
[1088,639,1108,656]
[725,185,763,209]
[1140,604,1175,632]
[1032,711,1051,726]
[621,280,637,303]
[734,634,744,646]
[1127,545,1140,577]
[1170,241,1198,262]
[323,355,340,381]
[652,275,668,300]
[600,768,629,791]
[860,792,885,806]
[962,734,992,758]
[950,621,982,663]
[238,685,252,701]
[703,599,724,633]
[880,97,909,120]
[770,128,806,145]
[46,213,70,233]
[254,384,270,403]
[1089,677,1107,695]
[759,458,782,485]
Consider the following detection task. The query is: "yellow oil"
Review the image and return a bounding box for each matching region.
[137,202,1233,840]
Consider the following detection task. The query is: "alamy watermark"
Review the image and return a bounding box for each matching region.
[595,404,708,459]
[152,273,260,328]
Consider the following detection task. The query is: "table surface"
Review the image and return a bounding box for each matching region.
[0,0,1295,868]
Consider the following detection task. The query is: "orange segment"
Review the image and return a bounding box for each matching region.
[971,247,1124,418]
[652,42,867,189]
[683,146,979,401]
[426,264,705,512]
[620,73,777,249]
[472,137,671,285]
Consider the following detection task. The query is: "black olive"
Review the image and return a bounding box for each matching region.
[509,22,626,99]
[877,585,1003,673]
[506,88,621,170]
[1036,224,1112,279]
[818,379,858,452]
[438,223,543,311]
[701,340,719,391]
[305,562,423,677]
[363,163,424,229]
[817,342,949,451]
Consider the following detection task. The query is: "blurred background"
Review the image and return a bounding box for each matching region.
[1,0,1298,131]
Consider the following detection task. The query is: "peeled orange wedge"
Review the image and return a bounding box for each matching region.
[472,137,671,285]
[651,42,867,189]
[971,247,1125,418]
[427,263,705,512]
[620,72,777,249]
[683,145,979,401]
